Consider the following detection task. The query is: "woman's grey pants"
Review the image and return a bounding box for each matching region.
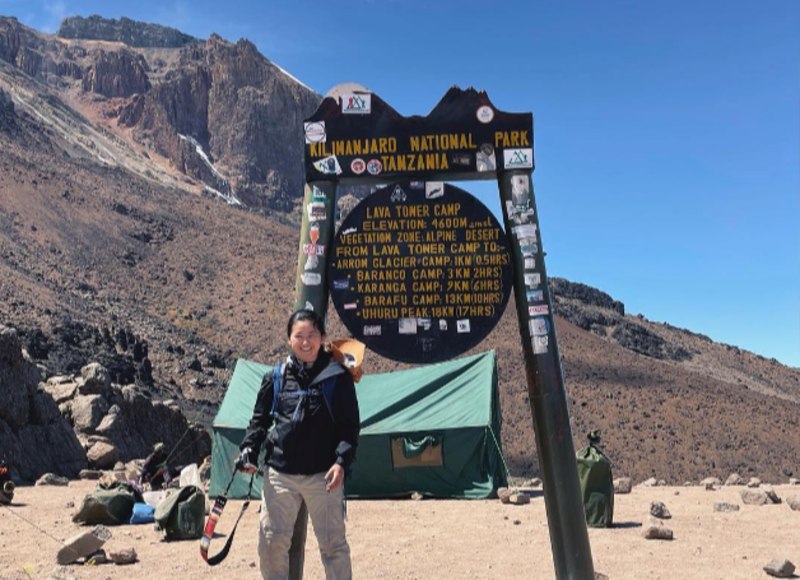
[259,468,351,580]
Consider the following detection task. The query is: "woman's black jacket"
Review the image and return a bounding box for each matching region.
[240,352,360,476]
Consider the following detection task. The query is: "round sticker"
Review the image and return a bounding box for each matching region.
[351,158,366,175]
[366,159,382,175]
[304,122,326,143]
[476,105,495,124]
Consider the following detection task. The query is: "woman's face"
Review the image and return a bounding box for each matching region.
[288,320,324,364]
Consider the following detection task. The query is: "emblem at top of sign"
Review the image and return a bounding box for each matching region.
[476,105,495,124]
[342,94,372,115]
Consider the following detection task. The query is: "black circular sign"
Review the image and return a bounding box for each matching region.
[329,181,512,364]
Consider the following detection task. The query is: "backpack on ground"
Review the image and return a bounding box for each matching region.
[576,430,614,528]
[154,485,206,540]
[72,481,142,525]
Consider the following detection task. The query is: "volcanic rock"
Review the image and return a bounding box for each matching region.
[36,473,69,486]
[0,326,86,482]
[643,525,673,540]
[57,525,112,565]
[108,546,137,565]
[650,501,671,519]
[614,477,632,494]
[763,559,795,578]
[71,394,110,432]
[740,488,769,506]
[724,473,744,486]
[86,441,117,469]
[713,502,740,513]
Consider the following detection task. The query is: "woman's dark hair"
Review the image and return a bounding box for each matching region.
[286,309,326,338]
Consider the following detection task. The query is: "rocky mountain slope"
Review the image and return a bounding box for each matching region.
[0,15,319,212]
[0,15,797,485]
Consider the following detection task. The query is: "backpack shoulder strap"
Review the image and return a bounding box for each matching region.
[320,375,338,422]
[270,363,284,419]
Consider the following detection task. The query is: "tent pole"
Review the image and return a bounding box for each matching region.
[497,170,595,580]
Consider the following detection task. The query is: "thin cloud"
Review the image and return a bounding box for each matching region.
[41,0,67,33]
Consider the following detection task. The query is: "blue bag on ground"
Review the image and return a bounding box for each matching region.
[129,502,155,524]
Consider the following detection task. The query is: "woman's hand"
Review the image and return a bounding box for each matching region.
[324,463,345,491]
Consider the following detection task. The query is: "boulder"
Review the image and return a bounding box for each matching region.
[56,525,112,565]
[79,363,111,395]
[740,488,769,506]
[79,469,103,479]
[42,380,79,404]
[724,473,744,486]
[704,483,717,491]
[747,477,761,488]
[700,477,721,486]
[650,501,671,519]
[509,493,531,505]
[71,394,110,432]
[87,441,117,470]
[713,502,740,513]
[786,495,800,512]
[614,477,632,494]
[790,478,799,486]
[656,479,667,486]
[497,487,512,504]
[761,484,781,504]
[641,477,657,487]
[763,559,795,578]
[36,473,69,486]
[643,525,673,540]
[109,546,137,565]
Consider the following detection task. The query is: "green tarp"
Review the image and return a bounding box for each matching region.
[210,351,506,499]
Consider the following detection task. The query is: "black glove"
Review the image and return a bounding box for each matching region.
[235,447,257,473]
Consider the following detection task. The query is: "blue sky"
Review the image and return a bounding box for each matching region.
[7,0,800,366]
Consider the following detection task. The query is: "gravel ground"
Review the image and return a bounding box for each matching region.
[1,480,798,580]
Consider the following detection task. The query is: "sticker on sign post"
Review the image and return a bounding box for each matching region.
[503,148,533,169]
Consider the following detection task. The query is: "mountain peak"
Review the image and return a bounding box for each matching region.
[57,15,199,48]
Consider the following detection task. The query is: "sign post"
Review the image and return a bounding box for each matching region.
[293,181,337,313]
[292,85,595,579]
[498,170,595,578]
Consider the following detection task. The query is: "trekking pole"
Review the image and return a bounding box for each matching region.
[200,467,259,565]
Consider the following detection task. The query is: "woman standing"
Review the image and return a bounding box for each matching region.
[236,310,360,580]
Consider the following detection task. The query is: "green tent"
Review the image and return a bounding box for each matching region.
[210,351,506,499]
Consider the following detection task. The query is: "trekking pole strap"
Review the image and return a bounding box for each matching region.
[200,469,258,566]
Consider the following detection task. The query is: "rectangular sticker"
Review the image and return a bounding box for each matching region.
[524,273,542,289]
[526,290,544,302]
[342,93,371,114]
[529,305,549,316]
[503,148,533,169]
[363,325,381,336]
[313,155,342,175]
[302,244,325,256]
[532,335,549,354]
[301,273,321,286]
[399,318,418,335]
[529,316,550,337]
[457,319,471,333]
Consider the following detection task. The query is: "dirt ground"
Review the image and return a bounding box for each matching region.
[0,480,798,580]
